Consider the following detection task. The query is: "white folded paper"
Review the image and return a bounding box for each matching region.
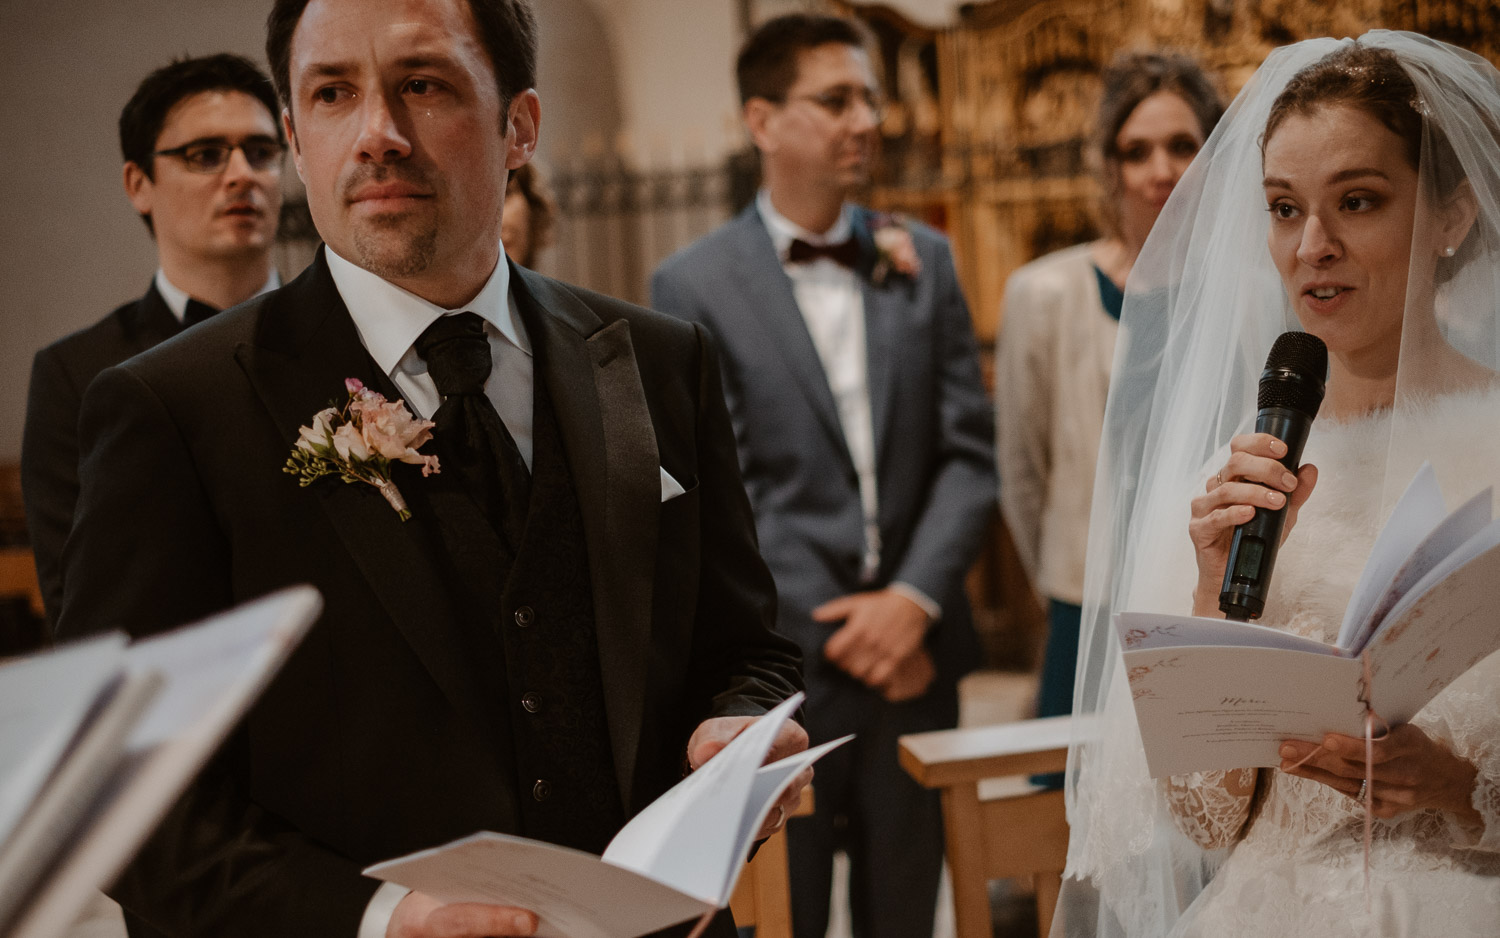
[366,691,846,938]
[1119,464,1500,777]
[0,587,321,938]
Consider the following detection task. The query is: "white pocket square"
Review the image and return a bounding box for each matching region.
[660,467,687,503]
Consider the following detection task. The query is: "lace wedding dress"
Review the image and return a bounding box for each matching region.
[1163,388,1500,937]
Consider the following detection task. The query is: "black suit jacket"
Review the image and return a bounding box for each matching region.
[22,283,183,628]
[57,252,802,937]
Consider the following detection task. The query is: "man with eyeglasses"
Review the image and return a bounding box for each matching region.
[652,13,994,938]
[22,53,284,629]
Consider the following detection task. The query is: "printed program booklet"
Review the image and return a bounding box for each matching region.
[1118,463,1500,778]
[365,691,846,938]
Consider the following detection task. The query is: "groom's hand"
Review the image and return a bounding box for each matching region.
[687,713,811,839]
[387,891,538,937]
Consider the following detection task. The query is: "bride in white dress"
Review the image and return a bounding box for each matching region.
[1057,32,1500,938]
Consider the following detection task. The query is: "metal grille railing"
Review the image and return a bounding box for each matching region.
[546,161,741,307]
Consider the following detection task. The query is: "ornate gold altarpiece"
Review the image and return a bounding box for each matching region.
[840,0,1500,345]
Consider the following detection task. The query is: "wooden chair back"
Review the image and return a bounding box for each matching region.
[899,715,1073,938]
[728,785,814,938]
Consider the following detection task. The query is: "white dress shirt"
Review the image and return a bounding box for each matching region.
[154,268,280,321]
[325,245,535,471]
[757,192,938,620]
[758,191,881,577]
[324,245,532,937]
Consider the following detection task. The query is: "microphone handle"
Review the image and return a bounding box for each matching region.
[1218,407,1313,621]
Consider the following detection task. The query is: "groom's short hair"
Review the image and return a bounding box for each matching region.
[265,0,537,118]
[736,13,867,106]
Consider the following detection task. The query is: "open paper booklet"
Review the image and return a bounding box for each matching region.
[0,587,321,938]
[1118,463,1500,778]
[365,692,847,938]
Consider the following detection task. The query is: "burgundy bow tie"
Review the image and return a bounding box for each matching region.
[787,236,860,269]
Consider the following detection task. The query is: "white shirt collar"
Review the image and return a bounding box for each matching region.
[324,244,530,376]
[756,189,853,261]
[154,268,281,322]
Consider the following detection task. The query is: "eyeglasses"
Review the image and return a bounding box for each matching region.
[785,86,885,122]
[153,139,285,174]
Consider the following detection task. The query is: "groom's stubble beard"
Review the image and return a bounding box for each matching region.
[343,163,440,279]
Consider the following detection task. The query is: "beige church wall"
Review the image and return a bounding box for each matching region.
[583,0,744,166]
[533,0,626,171]
[0,0,278,463]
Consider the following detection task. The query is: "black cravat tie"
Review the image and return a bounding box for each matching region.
[415,312,530,548]
[183,298,220,327]
[787,236,860,269]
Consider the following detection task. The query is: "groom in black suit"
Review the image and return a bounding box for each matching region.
[23,54,285,630]
[56,1,805,937]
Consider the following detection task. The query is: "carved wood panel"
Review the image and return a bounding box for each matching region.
[845,0,1500,343]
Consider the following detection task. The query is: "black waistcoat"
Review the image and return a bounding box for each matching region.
[497,373,623,853]
[407,363,623,855]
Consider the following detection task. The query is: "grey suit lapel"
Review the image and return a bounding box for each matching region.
[728,208,853,465]
[513,265,657,811]
[853,209,905,473]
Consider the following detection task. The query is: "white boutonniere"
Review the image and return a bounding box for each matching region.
[283,378,440,521]
[870,213,922,286]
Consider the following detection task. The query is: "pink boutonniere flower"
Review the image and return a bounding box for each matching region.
[870,213,922,286]
[284,378,440,521]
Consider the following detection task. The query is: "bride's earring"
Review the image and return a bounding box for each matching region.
[1442,245,1457,257]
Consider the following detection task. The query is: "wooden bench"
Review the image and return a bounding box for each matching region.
[729,785,813,938]
[899,715,1073,938]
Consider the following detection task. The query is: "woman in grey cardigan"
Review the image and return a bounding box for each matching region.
[995,52,1222,782]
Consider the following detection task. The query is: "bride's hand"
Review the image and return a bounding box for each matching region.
[1188,433,1317,617]
[1279,726,1481,824]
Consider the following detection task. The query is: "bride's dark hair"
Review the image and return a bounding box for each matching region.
[1262,43,1470,198]
[1264,46,1423,164]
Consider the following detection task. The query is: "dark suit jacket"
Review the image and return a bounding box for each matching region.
[22,283,184,628]
[57,251,802,937]
[651,204,996,696]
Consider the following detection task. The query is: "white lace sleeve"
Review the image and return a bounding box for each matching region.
[1426,723,1500,852]
[1461,770,1500,852]
[1161,768,1258,849]
[1412,652,1500,853]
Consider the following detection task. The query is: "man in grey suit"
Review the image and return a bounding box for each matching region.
[652,14,995,937]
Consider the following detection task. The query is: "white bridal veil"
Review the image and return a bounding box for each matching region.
[1057,30,1500,937]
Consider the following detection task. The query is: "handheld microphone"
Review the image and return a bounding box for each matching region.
[1219,331,1328,621]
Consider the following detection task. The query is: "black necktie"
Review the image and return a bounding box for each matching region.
[787,236,860,269]
[183,298,220,327]
[414,312,530,548]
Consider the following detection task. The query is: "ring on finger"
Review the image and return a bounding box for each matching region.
[774,805,787,827]
[1355,779,1368,801]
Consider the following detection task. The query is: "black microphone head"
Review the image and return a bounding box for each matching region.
[1258,331,1327,416]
